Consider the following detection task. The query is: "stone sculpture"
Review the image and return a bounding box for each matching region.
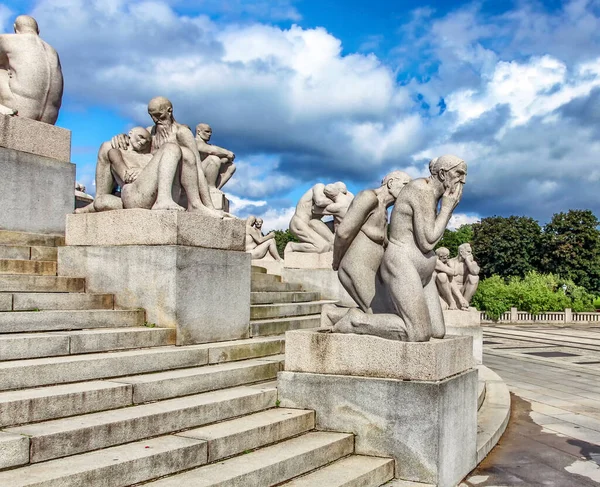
[328,155,467,342]
[286,182,354,253]
[449,243,480,304]
[333,171,412,312]
[77,97,222,217]
[245,216,282,261]
[196,123,236,190]
[0,15,63,124]
[435,247,469,310]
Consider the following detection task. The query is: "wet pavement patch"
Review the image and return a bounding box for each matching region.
[525,351,580,357]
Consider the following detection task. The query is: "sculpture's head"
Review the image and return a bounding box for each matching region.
[148,97,174,125]
[196,123,212,142]
[255,218,263,229]
[246,215,257,228]
[435,247,450,263]
[14,15,39,35]
[429,155,467,192]
[381,170,412,198]
[324,182,347,199]
[458,243,472,261]
[128,127,152,153]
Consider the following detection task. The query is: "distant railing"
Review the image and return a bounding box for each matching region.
[480,307,600,324]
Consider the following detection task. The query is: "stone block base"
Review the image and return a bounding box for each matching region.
[285,329,473,381]
[284,250,333,269]
[282,268,356,307]
[66,210,245,250]
[251,258,283,275]
[0,114,71,161]
[0,147,74,234]
[58,245,250,345]
[444,308,482,364]
[279,369,477,487]
[210,188,230,212]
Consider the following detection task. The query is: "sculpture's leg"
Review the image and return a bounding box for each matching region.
[381,250,432,342]
[94,194,124,212]
[451,281,470,310]
[95,142,118,197]
[251,241,281,260]
[217,161,236,190]
[333,308,408,341]
[309,219,334,244]
[266,239,283,261]
[200,155,221,189]
[288,218,330,253]
[435,273,457,309]
[462,275,480,303]
[74,203,96,214]
[424,276,446,339]
[182,148,219,214]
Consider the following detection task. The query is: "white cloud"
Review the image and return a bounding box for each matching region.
[228,195,266,213]
[448,213,480,230]
[257,206,295,232]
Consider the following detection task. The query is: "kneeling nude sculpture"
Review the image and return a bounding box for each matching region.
[325,155,467,342]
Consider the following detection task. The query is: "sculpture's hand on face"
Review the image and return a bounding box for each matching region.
[111,133,130,151]
[440,181,463,213]
[123,168,141,184]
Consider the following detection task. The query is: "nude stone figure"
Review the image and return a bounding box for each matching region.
[333,171,411,312]
[321,182,355,233]
[330,155,467,342]
[0,15,63,124]
[246,216,282,261]
[196,123,236,190]
[77,97,222,216]
[435,247,469,310]
[448,243,480,305]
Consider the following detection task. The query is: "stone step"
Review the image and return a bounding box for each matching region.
[0,309,144,333]
[0,357,283,427]
[250,300,335,320]
[251,291,321,305]
[250,315,321,337]
[0,408,315,486]
[5,384,277,463]
[0,230,63,247]
[0,246,57,262]
[0,435,207,487]
[145,431,354,486]
[0,431,29,470]
[115,356,283,404]
[0,275,85,293]
[251,273,282,283]
[282,455,395,486]
[177,407,315,462]
[11,292,113,311]
[0,259,56,276]
[251,266,267,274]
[0,326,175,361]
[251,280,303,292]
[0,336,285,390]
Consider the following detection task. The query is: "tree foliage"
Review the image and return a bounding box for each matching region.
[435,224,473,256]
[472,216,542,279]
[273,229,298,258]
[472,271,595,320]
[539,210,600,294]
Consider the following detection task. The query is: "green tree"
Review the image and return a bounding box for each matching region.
[273,229,298,258]
[472,216,542,279]
[435,224,474,256]
[540,209,600,293]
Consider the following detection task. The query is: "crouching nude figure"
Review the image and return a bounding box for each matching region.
[246,216,282,262]
[329,155,467,342]
[196,123,236,190]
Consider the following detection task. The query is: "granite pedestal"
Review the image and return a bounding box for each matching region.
[59,210,250,346]
[278,330,477,487]
[210,188,230,212]
[0,116,74,234]
[443,308,482,364]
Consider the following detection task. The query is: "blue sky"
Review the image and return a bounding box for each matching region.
[3,0,600,230]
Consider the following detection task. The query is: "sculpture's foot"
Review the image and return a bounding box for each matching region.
[187,204,224,219]
[331,308,362,334]
[152,199,185,211]
[74,203,96,214]
[448,304,458,310]
[0,105,17,117]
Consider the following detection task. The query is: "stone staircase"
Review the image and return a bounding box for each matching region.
[0,232,395,487]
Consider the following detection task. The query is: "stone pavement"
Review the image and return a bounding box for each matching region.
[463,324,600,486]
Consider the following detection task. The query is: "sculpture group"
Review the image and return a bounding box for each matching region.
[435,244,480,310]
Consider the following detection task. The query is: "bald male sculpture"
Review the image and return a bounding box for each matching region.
[0,15,63,124]
[330,155,467,342]
[196,123,236,190]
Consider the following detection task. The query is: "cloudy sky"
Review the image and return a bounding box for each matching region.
[3,0,600,230]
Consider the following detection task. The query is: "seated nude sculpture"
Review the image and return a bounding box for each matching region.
[77,97,221,216]
[196,123,236,190]
[448,243,480,305]
[435,247,469,310]
[246,216,282,262]
[0,15,63,124]
[332,171,411,312]
[286,182,354,253]
[328,155,467,342]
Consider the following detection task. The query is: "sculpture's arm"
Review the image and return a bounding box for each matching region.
[435,260,456,276]
[322,199,349,216]
[312,184,331,208]
[332,192,377,271]
[253,231,275,244]
[412,184,463,253]
[464,258,480,275]
[177,126,203,166]
[196,140,234,161]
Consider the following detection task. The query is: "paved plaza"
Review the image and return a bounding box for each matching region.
[464,325,600,486]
